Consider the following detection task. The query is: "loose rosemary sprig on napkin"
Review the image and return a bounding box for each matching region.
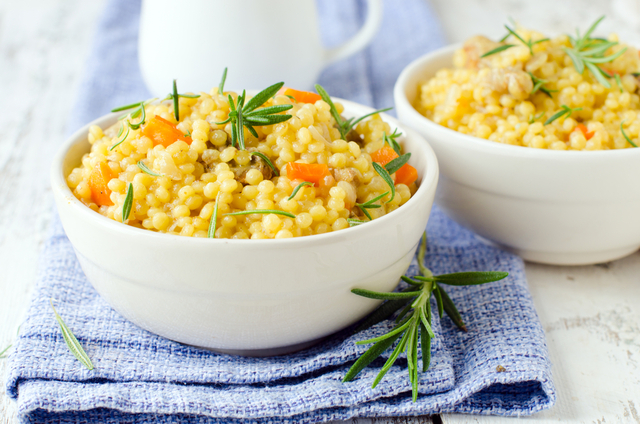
[315,84,392,139]
[50,300,94,370]
[564,16,627,88]
[215,75,294,150]
[343,233,508,401]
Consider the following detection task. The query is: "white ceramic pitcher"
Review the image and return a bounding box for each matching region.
[139,0,383,96]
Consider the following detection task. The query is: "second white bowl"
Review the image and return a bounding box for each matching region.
[395,45,640,266]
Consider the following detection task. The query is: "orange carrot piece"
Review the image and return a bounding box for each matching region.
[370,146,399,166]
[575,123,594,140]
[141,115,192,147]
[277,87,322,104]
[285,162,330,186]
[89,162,116,206]
[371,146,418,185]
[395,163,418,186]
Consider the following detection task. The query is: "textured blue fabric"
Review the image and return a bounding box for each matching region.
[6,0,556,422]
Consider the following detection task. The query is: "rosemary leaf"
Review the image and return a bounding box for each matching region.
[615,73,623,93]
[288,181,313,200]
[225,209,296,218]
[127,103,146,130]
[621,121,638,147]
[358,205,373,221]
[433,285,444,318]
[437,283,467,331]
[50,300,94,370]
[400,275,423,286]
[208,191,221,238]
[350,288,421,300]
[342,333,401,383]
[348,107,393,130]
[245,104,293,116]
[372,328,410,388]
[249,152,279,176]
[435,271,509,286]
[137,161,162,177]
[480,44,515,58]
[356,318,413,345]
[372,162,396,203]
[218,67,228,96]
[420,322,431,372]
[172,79,180,121]
[111,101,143,112]
[243,82,285,114]
[110,126,130,151]
[122,183,133,223]
[347,218,368,227]
[385,153,411,175]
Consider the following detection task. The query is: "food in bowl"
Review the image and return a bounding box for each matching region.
[66,78,418,239]
[415,17,640,150]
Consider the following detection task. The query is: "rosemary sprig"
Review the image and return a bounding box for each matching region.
[620,120,638,147]
[250,151,279,176]
[564,16,627,88]
[109,125,130,151]
[504,25,548,56]
[315,84,392,139]
[544,105,582,125]
[208,191,221,238]
[288,181,313,200]
[164,79,201,122]
[528,111,545,124]
[225,209,296,218]
[137,160,162,177]
[481,44,515,58]
[218,67,228,96]
[343,233,508,401]
[356,191,389,220]
[372,162,396,203]
[385,153,411,175]
[347,218,368,227]
[50,300,94,370]
[528,72,557,97]
[215,75,293,150]
[383,129,402,155]
[122,183,133,223]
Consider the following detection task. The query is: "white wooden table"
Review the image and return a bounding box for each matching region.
[1,1,639,423]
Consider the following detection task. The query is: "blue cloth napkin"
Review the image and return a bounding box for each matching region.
[6,0,556,422]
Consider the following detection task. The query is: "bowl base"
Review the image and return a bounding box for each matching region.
[194,337,327,357]
[508,244,639,266]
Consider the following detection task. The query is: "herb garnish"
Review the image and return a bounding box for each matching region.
[218,67,228,96]
[288,182,313,200]
[564,16,627,88]
[620,120,638,147]
[208,191,221,238]
[356,191,389,221]
[225,210,296,218]
[50,300,94,370]
[481,44,515,58]
[529,72,556,97]
[109,125,130,151]
[137,161,162,177]
[544,105,582,125]
[315,84,392,139]
[347,218,368,227]
[528,111,545,124]
[372,162,396,203]
[215,76,294,150]
[385,153,411,175]
[343,233,508,401]
[250,151,279,176]
[614,74,624,93]
[504,25,548,55]
[165,79,201,122]
[122,183,133,223]
[383,129,402,155]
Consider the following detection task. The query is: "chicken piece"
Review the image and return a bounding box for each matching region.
[235,154,273,184]
[332,167,358,183]
[460,35,500,69]
[482,68,533,100]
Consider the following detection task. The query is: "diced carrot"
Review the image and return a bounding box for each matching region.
[285,162,331,186]
[141,115,192,148]
[370,146,399,166]
[277,87,322,104]
[89,162,116,206]
[371,146,418,186]
[575,123,594,140]
[395,163,418,186]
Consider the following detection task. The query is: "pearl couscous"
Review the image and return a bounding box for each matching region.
[67,83,418,239]
[416,18,640,150]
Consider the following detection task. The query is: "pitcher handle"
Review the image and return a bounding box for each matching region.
[323,0,383,65]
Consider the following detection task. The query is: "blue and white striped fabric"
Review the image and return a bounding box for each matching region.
[6,1,556,422]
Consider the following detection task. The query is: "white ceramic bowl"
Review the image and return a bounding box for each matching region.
[51,99,439,356]
[394,44,640,266]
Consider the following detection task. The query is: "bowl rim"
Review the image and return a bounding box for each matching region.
[394,43,640,159]
[52,97,439,246]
